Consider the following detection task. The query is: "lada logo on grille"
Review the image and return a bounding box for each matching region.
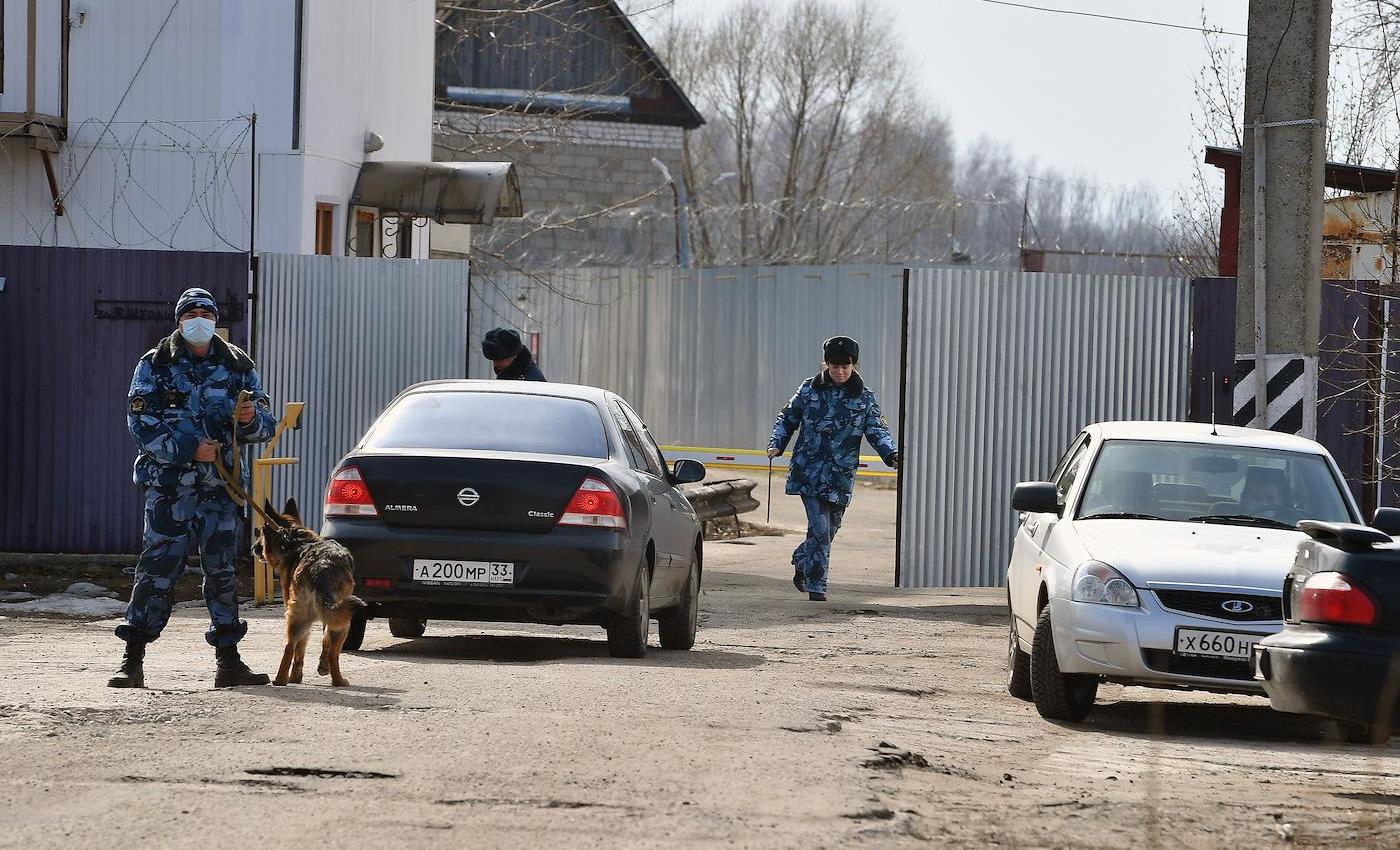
[1221,599,1254,614]
[457,487,480,507]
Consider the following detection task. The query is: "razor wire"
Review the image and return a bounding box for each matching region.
[0,116,254,252]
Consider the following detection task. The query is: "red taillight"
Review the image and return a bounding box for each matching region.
[558,477,626,529]
[1298,572,1380,627]
[364,578,391,590]
[325,466,379,517]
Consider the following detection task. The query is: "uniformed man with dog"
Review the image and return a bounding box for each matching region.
[109,287,278,689]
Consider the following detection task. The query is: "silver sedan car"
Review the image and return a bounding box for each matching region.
[1005,421,1360,722]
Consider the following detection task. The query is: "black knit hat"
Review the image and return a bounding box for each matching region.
[822,335,859,365]
[482,327,524,360]
[174,287,219,320]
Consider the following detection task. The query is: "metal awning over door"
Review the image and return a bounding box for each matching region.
[351,161,523,224]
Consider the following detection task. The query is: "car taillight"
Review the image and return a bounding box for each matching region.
[558,477,626,529]
[1298,572,1380,627]
[325,466,379,517]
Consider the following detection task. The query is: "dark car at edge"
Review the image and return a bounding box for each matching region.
[1254,511,1400,744]
[320,380,706,658]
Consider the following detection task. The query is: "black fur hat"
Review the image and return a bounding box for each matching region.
[482,327,524,360]
[822,335,859,364]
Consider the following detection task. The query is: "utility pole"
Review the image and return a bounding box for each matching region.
[1235,0,1331,434]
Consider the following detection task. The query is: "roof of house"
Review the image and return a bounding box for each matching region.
[1205,146,1399,194]
[435,0,704,129]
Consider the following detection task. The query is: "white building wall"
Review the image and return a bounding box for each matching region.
[0,0,434,256]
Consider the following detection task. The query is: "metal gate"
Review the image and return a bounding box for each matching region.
[0,246,249,553]
[896,269,1193,588]
[254,254,470,525]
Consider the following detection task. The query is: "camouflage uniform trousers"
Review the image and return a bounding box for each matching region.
[116,486,248,648]
[792,494,846,595]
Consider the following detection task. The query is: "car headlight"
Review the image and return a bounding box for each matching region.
[1072,561,1139,607]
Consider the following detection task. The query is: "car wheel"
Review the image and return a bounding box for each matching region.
[1007,611,1032,702]
[341,611,368,652]
[388,617,427,639]
[1336,719,1391,745]
[1030,604,1098,721]
[607,560,650,659]
[658,555,700,651]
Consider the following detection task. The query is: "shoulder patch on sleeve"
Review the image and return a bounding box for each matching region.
[129,396,146,414]
[256,396,271,410]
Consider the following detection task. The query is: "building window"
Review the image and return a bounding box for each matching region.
[314,203,336,255]
[352,209,376,257]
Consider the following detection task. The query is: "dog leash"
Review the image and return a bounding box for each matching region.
[213,389,282,528]
[766,454,773,525]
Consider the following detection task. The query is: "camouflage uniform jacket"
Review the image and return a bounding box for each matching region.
[127,333,277,491]
[769,370,898,506]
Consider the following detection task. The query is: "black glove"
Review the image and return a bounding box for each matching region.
[888,452,901,470]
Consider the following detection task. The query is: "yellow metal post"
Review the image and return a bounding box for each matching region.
[252,402,305,605]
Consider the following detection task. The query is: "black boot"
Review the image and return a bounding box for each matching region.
[107,640,146,688]
[214,645,270,688]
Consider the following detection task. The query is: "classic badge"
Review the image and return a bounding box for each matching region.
[128,396,146,414]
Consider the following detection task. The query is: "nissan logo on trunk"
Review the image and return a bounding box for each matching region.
[1221,599,1254,614]
[457,487,480,507]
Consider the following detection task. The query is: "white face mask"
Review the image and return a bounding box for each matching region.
[181,317,216,346]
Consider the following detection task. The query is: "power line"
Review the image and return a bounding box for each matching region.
[974,0,1389,54]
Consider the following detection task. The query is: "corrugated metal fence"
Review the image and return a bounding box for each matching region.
[897,270,1193,588]
[0,246,249,554]
[467,265,905,450]
[256,254,470,525]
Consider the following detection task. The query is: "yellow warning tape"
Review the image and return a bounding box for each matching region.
[659,445,897,478]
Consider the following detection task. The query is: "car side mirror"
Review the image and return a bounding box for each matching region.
[1011,481,1061,516]
[1372,507,1400,536]
[671,459,706,485]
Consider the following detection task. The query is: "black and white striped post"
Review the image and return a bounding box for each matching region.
[1233,354,1317,437]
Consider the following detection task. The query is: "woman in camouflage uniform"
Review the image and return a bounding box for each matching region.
[768,337,900,601]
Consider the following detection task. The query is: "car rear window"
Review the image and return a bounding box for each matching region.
[363,391,609,458]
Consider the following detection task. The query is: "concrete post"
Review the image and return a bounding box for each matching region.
[1235,0,1331,432]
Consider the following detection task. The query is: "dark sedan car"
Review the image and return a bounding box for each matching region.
[321,380,706,658]
[1254,514,1400,744]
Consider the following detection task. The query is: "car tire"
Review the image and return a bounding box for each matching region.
[658,555,700,651]
[607,561,651,659]
[1007,611,1033,702]
[341,611,368,652]
[1030,604,1098,721]
[388,617,427,639]
[1336,719,1391,745]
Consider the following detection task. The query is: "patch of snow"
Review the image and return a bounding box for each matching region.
[0,591,39,603]
[0,594,128,617]
[64,582,116,598]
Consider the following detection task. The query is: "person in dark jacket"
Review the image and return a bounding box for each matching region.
[768,336,900,601]
[482,327,546,381]
[111,287,277,689]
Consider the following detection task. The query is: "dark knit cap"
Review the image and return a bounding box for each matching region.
[482,327,524,360]
[174,287,219,320]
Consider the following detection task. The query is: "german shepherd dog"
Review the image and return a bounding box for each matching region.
[254,498,365,687]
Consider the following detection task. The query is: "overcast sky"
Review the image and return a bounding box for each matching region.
[632,0,1250,201]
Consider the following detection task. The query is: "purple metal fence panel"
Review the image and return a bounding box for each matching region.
[1188,278,1237,424]
[0,246,249,554]
[1317,281,1378,515]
